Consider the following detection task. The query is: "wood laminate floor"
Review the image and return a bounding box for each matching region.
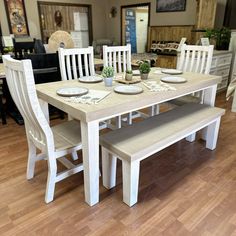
[0,92,236,236]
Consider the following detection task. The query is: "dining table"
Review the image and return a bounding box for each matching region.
[36,68,221,206]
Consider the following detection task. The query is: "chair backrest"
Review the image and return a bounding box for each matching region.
[58,47,95,80]
[177,44,214,74]
[2,55,53,151]
[103,44,132,74]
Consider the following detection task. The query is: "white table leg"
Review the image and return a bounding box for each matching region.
[232,89,236,112]
[81,120,100,206]
[202,85,217,140]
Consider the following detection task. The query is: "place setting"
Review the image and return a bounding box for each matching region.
[78,75,103,83]
[56,86,111,104]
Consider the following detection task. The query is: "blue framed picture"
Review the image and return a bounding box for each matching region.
[156,0,186,12]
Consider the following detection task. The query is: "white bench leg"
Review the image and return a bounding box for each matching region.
[122,160,140,207]
[186,133,196,142]
[102,147,117,189]
[206,118,221,150]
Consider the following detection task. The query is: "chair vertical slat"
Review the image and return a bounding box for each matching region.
[127,44,132,71]
[103,46,108,67]
[84,54,89,76]
[66,55,72,80]
[118,51,122,73]
[195,50,201,73]
[113,51,117,73]
[78,54,83,78]
[184,50,190,72]
[200,51,207,74]
[109,52,112,67]
[190,50,196,72]
[72,55,78,79]
[89,53,95,76]
[123,51,126,72]
[58,49,67,81]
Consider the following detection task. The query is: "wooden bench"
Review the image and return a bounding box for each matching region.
[100,103,225,207]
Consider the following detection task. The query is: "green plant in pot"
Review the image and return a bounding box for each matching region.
[102,66,114,87]
[125,69,133,81]
[139,62,151,80]
[204,27,231,50]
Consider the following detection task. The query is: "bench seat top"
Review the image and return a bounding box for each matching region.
[100,103,225,162]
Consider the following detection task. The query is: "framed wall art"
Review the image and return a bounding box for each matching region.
[156,0,186,12]
[4,0,29,36]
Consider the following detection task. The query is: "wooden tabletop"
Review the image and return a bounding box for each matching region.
[36,69,221,123]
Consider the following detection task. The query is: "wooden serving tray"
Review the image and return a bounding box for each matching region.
[116,76,141,84]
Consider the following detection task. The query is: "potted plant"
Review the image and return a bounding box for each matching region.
[139,62,151,80]
[102,66,114,87]
[125,69,133,81]
[204,27,231,50]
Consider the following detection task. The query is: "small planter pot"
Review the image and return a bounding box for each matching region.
[104,77,113,87]
[125,73,133,81]
[140,73,149,80]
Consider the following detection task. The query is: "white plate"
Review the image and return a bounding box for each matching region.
[79,76,103,83]
[161,76,187,83]
[57,87,89,97]
[114,85,143,95]
[161,69,183,75]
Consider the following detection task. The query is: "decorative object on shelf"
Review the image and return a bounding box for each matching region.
[125,70,133,81]
[139,62,151,80]
[204,27,231,50]
[102,66,114,87]
[4,0,29,36]
[109,6,117,18]
[156,0,186,12]
[48,30,74,53]
[54,10,63,27]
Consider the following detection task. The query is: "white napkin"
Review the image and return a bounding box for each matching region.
[142,81,176,92]
[65,89,111,104]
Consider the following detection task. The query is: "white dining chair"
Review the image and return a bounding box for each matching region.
[58,47,108,129]
[173,44,214,105]
[103,44,151,128]
[58,47,95,80]
[3,55,84,203]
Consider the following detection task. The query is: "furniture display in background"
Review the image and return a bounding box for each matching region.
[13,37,35,59]
[92,39,117,58]
[209,51,232,91]
[3,55,84,203]
[38,2,92,46]
[4,0,29,36]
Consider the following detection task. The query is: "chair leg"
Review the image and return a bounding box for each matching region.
[45,154,57,203]
[206,118,221,150]
[26,139,37,179]
[186,133,196,142]
[71,151,78,161]
[122,160,140,207]
[102,147,117,189]
[127,112,132,125]
[116,116,122,129]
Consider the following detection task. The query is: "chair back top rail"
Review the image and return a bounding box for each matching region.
[58,47,95,81]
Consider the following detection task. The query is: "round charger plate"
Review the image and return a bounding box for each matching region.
[161,69,183,75]
[161,76,187,83]
[114,85,143,95]
[56,87,89,97]
[79,76,103,83]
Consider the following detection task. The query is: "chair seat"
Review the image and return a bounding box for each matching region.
[170,95,201,106]
[52,120,81,151]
